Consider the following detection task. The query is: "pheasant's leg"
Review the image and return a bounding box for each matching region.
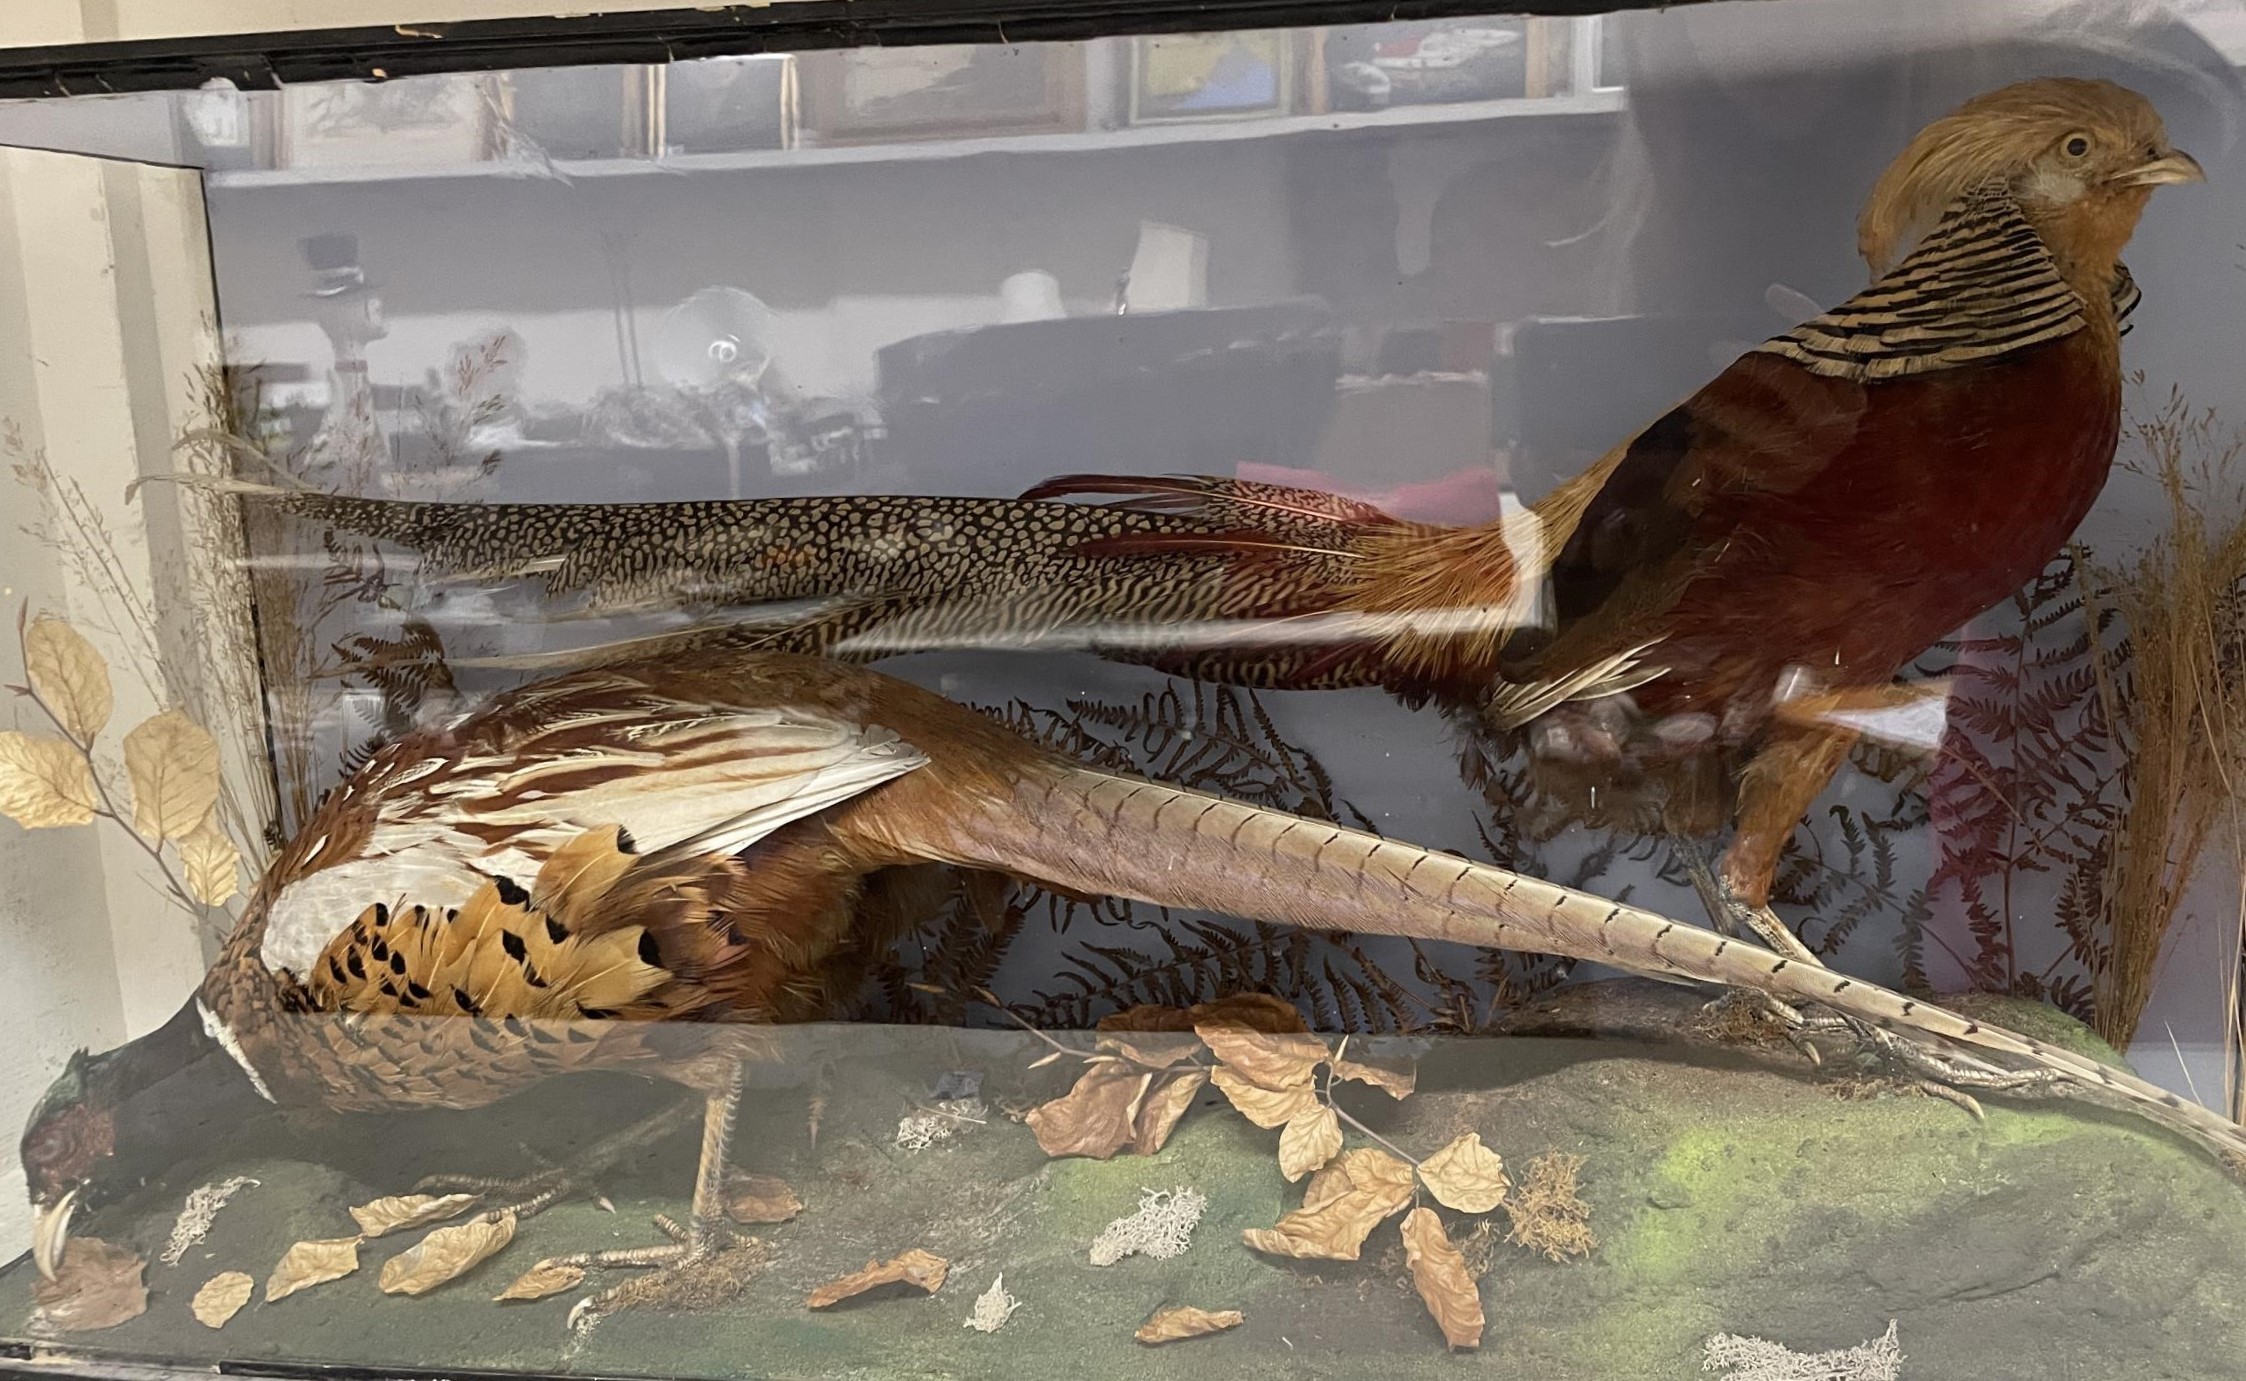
[1717,721,1861,965]
[1678,841,1823,968]
[551,1064,770,1331]
[415,1098,697,1219]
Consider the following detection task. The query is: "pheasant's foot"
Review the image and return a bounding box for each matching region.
[414,1100,696,1221]
[1739,989,2069,1117]
[558,1215,770,1332]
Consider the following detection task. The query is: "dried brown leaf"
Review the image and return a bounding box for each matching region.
[1131,1067,1208,1155]
[723,1170,803,1225]
[32,1237,147,1331]
[495,1259,585,1302]
[1276,1103,1342,1182]
[1329,1052,1416,1099]
[1027,1063,1153,1159]
[1095,1031,1202,1069]
[1241,1147,1414,1260]
[1418,1132,1510,1214]
[24,616,110,742]
[1102,993,1304,1035]
[1401,1208,1484,1351]
[265,1236,361,1302]
[1135,1304,1245,1344]
[349,1192,477,1238]
[805,1248,949,1309]
[122,709,219,843]
[1301,1159,1354,1213]
[1196,1023,1326,1090]
[0,730,96,828]
[1210,1065,1318,1129]
[190,1271,253,1329]
[179,817,241,907]
[378,1211,516,1295]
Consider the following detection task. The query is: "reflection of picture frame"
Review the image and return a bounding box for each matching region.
[1128,31,1294,124]
[1322,19,1530,110]
[663,54,798,154]
[281,73,501,169]
[499,64,657,162]
[801,45,1084,146]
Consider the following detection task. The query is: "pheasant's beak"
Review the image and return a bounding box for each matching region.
[31,1186,79,1282]
[2111,148,2205,187]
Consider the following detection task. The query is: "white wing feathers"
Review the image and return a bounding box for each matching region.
[259,701,928,975]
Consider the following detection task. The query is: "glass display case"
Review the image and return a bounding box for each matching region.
[2,2,2245,1376]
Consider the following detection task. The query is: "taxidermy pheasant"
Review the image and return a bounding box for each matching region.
[195,79,2198,962]
[22,651,2246,1328]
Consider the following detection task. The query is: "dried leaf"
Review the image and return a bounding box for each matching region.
[24,616,110,742]
[1277,1103,1342,1182]
[1095,1031,1202,1069]
[1301,1159,1355,1213]
[1329,1053,1416,1099]
[1102,993,1304,1034]
[265,1236,361,1302]
[1195,1023,1326,1090]
[378,1211,516,1295]
[179,817,241,907]
[0,730,96,828]
[1210,1065,1318,1129]
[122,709,219,843]
[1418,1132,1510,1214]
[190,1271,254,1329]
[1135,1304,1245,1344]
[349,1192,477,1238]
[723,1171,803,1225]
[32,1237,147,1331]
[1027,1063,1153,1159]
[1400,1208,1484,1351]
[805,1248,949,1309]
[495,1259,585,1302]
[1241,1147,1414,1260]
[1131,1068,1208,1156]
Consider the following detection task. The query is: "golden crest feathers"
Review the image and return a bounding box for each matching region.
[1858,77,2170,272]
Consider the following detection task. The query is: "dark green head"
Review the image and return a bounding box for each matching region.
[20,997,271,1277]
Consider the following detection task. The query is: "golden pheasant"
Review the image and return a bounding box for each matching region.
[21,651,2246,1328]
[192,78,2197,962]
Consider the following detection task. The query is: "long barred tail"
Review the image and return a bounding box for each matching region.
[178,477,1399,679]
[944,764,2246,1166]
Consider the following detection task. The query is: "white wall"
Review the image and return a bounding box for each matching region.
[0,148,235,1254]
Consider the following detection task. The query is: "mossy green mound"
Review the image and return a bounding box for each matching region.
[6,984,2241,1380]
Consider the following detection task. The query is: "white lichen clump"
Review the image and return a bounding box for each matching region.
[1088,1187,1207,1267]
[1703,1319,1903,1381]
[896,1097,987,1152]
[161,1176,259,1266]
[963,1273,1021,1333]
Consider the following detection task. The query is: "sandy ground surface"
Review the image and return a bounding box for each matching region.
[5,983,2244,1380]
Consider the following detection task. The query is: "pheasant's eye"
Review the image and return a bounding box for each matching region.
[2063,133,2092,158]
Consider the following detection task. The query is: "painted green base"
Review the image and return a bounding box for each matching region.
[5,985,2241,1380]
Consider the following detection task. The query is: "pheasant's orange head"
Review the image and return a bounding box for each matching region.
[1859,77,2202,275]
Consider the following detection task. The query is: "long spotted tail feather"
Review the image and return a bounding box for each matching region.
[924,763,2246,1167]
